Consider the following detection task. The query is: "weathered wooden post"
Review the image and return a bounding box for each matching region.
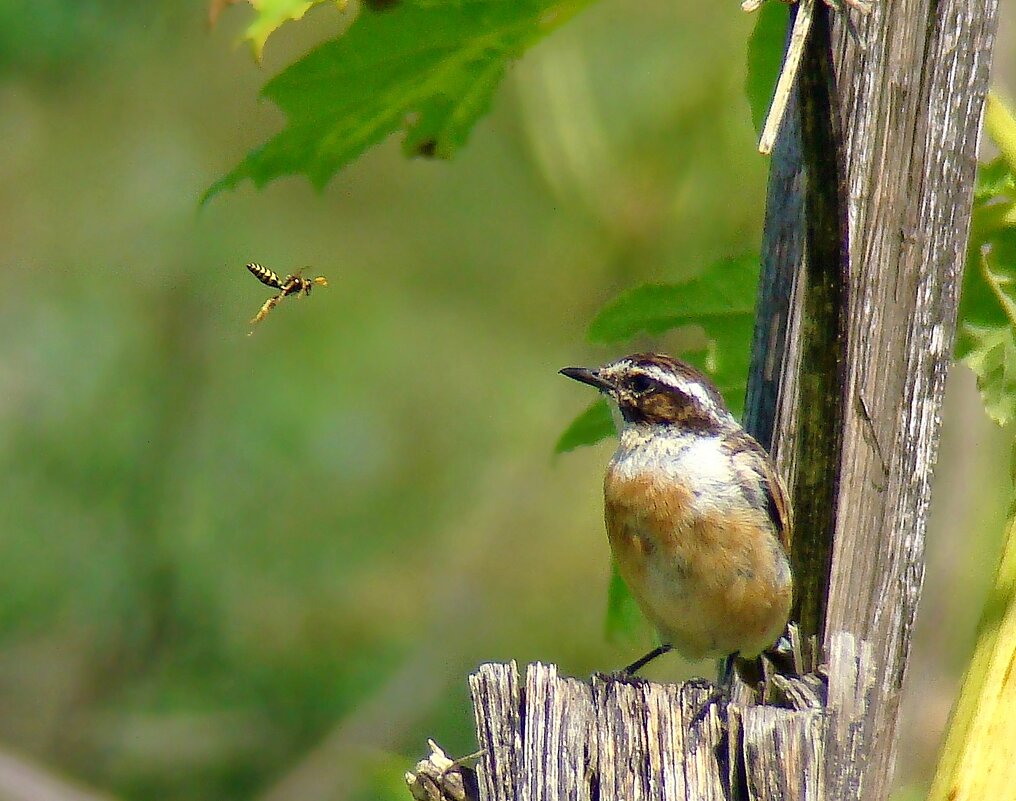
[419,2,1001,799]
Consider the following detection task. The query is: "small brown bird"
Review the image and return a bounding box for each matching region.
[561,353,792,673]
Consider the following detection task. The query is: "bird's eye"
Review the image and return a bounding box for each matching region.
[628,375,654,394]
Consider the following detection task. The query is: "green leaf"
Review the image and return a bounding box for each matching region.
[218,0,342,60]
[588,256,758,343]
[986,93,1016,176]
[587,254,759,413]
[967,98,1016,270]
[961,323,1016,426]
[555,398,614,454]
[206,0,592,200]
[974,157,1016,203]
[957,231,1016,426]
[605,561,649,645]
[744,2,789,137]
[971,200,1016,247]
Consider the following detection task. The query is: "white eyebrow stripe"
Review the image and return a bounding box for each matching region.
[686,381,718,408]
[639,364,681,388]
[639,364,718,409]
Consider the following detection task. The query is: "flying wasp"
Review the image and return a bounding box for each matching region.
[246,262,328,333]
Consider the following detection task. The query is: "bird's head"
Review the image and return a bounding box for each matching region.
[560,352,734,432]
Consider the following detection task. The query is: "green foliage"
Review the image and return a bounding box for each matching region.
[744,1,789,136]
[975,157,1016,202]
[206,0,593,199]
[232,0,343,59]
[0,0,153,74]
[986,91,1016,170]
[605,561,649,645]
[958,94,1016,426]
[554,398,613,454]
[958,239,1016,427]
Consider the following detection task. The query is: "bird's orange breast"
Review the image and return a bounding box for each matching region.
[604,468,791,660]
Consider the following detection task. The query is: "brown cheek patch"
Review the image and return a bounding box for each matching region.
[639,393,681,424]
[634,393,722,433]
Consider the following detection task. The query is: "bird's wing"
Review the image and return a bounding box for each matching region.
[725,430,793,553]
[759,456,793,553]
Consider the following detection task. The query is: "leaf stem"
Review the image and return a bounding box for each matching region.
[980,249,1016,333]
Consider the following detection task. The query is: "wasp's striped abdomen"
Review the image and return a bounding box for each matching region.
[246,262,285,290]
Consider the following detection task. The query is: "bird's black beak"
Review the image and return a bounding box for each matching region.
[559,366,615,393]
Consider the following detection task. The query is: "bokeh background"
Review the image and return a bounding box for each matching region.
[0,2,1012,800]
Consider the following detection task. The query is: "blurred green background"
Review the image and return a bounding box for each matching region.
[0,2,1012,800]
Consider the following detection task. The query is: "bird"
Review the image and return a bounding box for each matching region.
[560,353,793,675]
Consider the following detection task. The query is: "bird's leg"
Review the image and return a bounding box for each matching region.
[622,643,673,675]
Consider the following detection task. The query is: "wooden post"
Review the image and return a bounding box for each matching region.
[820,0,998,795]
[451,1,1000,799]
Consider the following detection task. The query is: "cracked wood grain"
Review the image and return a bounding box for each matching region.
[746,0,999,799]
